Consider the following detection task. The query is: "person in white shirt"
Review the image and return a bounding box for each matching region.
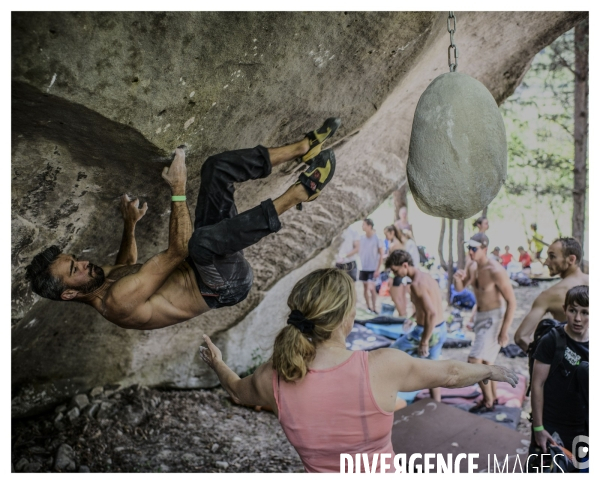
[399,229,421,270]
[335,226,360,281]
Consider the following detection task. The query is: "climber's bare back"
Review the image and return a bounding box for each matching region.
[88,260,210,330]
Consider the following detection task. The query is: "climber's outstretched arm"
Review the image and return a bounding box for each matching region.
[115,194,148,265]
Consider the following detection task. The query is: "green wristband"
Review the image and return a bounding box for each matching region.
[533,425,544,432]
[171,195,186,202]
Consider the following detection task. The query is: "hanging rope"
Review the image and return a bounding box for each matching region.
[447,12,458,72]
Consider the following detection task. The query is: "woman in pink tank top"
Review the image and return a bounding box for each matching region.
[200,268,518,473]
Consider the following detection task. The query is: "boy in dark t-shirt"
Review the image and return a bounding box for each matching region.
[530,285,589,455]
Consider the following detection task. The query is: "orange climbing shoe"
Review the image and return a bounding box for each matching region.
[295,149,336,210]
[301,117,341,163]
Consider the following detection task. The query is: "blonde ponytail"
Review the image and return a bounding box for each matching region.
[272,268,355,382]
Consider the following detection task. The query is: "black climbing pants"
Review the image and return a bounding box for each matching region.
[186,145,282,308]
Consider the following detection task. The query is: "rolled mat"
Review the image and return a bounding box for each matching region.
[365,323,406,340]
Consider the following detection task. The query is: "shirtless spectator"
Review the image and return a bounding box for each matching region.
[465,216,489,323]
[453,233,517,413]
[394,206,413,237]
[386,249,447,401]
[514,237,589,352]
[25,118,341,329]
[383,226,407,316]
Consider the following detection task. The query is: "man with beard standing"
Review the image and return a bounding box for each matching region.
[514,237,589,352]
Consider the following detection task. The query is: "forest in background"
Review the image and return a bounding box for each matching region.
[364,21,589,266]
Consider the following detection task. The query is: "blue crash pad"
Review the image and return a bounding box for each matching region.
[345,324,392,351]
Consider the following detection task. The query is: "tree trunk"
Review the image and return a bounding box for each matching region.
[572,18,588,261]
[447,219,454,303]
[482,206,488,218]
[549,200,562,238]
[393,183,409,224]
[457,219,465,269]
[438,218,447,271]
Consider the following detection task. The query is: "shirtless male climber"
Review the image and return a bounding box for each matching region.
[453,233,516,413]
[386,249,447,402]
[25,118,341,330]
[514,237,588,352]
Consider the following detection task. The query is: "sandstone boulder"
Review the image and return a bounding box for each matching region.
[11,12,586,417]
[408,72,507,219]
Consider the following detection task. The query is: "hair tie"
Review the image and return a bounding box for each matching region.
[287,309,315,334]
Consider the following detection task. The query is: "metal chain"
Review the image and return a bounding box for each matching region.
[447,11,458,72]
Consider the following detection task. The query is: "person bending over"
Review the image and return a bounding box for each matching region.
[200,268,518,473]
[514,237,588,352]
[25,118,341,330]
[453,233,516,414]
[386,250,447,402]
[529,285,588,459]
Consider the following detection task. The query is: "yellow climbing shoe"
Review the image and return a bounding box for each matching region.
[296,149,336,210]
[301,117,341,163]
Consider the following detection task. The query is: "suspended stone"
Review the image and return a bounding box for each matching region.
[407,72,507,219]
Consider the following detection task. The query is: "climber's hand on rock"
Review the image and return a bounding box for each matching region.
[200,334,223,370]
[120,194,148,224]
[162,147,187,193]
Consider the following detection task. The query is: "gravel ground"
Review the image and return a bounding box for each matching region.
[12,280,550,473]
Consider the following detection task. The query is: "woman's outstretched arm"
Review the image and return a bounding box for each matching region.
[200,334,275,409]
[372,348,518,394]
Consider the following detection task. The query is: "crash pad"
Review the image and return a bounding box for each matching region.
[365,323,406,340]
[345,324,391,351]
[454,403,522,430]
[391,398,528,472]
[443,330,472,348]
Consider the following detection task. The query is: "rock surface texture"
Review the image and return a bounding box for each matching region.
[11,12,585,417]
[408,72,507,219]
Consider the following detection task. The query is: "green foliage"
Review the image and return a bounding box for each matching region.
[500,28,577,205]
[238,348,265,378]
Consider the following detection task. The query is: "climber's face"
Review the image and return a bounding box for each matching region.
[51,253,106,299]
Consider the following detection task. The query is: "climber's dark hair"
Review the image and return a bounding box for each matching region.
[25,246,66,300]
[385,249,413,269]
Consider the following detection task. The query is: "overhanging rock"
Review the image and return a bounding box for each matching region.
[12,11,586,417]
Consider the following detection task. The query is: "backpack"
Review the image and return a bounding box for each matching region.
[526,319,566,397]
[449,284,476,309]
[527,443,576,473]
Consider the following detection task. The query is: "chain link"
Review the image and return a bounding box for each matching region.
[447,11,458,72]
